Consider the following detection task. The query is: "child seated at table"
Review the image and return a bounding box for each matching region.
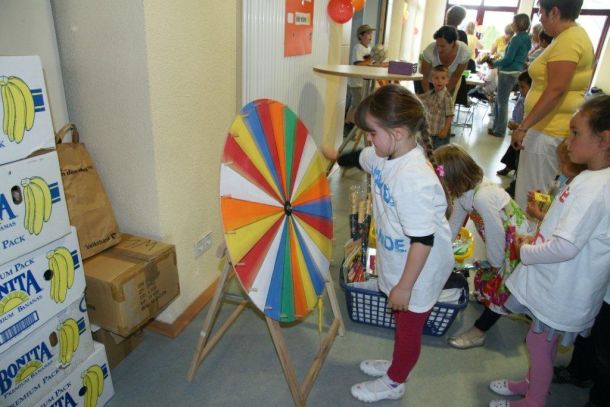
[468,56,497,103]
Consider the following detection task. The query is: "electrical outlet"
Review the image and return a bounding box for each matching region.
[194,232,213,258]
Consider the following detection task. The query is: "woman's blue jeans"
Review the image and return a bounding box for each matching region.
[492,72,519,137]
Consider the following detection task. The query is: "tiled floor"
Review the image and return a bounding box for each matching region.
[105,101,588,406]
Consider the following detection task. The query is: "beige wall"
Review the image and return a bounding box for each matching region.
[52,0,238,323]
[419,0,445,55]
[142,1,238,322]
[322,21,352,149]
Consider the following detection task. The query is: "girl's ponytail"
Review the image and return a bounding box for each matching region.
[417,119,452,219]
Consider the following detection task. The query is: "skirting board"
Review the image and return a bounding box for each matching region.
[146,277,219,338]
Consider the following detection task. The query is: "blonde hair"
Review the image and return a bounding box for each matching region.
[432,144,483,198]
[466,22,476,35]
[557,140,587,175]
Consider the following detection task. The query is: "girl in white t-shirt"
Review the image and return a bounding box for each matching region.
[432,144,531,350]
[322,84,454,403]
[490,95,610,407]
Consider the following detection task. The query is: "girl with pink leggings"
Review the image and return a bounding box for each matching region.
[488,96,610,407]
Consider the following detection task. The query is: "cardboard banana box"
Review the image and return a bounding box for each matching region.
[0,56,56,166]
[84,234,179,336]
[0,150,71,265]
[0,295,94,407]
[35,341,114,407]
[0,226,85,354]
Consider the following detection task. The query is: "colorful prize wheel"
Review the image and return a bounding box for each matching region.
[219,99,333,323]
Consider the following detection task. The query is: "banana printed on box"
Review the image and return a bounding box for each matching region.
[0,226,85,354]
[0,295,94,407]
[35,341,114,407]
[0,56,55,166]
[0,150,71,265]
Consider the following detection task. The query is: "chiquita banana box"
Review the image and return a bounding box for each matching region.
[0,226,85,354]
[0,150,70,265]
[35,341,114,407]
[0,295,94,407]
[0,56,55,166]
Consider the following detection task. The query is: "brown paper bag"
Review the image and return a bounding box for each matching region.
[55,123,121,259]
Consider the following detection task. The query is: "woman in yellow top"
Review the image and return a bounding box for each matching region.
[490,24,514,59]
[512,0,594,209]
[466,22,483,60]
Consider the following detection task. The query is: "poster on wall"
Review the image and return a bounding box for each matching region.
[284,0,314,57]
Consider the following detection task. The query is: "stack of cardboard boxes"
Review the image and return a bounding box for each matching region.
[85,234,180,368]
[0,56,114,407]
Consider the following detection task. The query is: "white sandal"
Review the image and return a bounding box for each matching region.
[489,400,511,407]
[360,360,391,377]
[351,376,405,402]
[489,379,516,396]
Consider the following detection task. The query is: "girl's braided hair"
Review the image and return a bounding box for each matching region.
[354,84,452,218]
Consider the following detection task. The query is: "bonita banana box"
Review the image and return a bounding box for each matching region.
[0,295,94,407]
[0,150,71,265]
[0,226,85,353]
[84,234,179,336]
[35,341,114,407]
[0,56,55,166]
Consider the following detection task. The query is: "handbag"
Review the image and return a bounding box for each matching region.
[55,123,121,259]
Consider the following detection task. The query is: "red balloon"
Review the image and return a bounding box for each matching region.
[328,0,354,24]
[352,0,365,12]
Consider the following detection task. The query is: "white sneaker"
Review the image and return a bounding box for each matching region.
[360,360,391,377]
[351,376,405,402]
[489,400,511,407]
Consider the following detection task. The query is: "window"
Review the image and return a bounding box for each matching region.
[482,0,519,7]
[447,1,521,56]
[583,0,609,10]
[532,4,610,60]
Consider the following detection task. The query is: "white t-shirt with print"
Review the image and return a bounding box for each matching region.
[448,178,510,268]
[506,168,610,332]
[348,43,372,88]
[422,41,470,82]
[359,145,454,312]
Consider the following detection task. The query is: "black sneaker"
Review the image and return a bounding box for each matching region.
[552,366,594,388]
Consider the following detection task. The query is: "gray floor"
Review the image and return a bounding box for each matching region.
[106,102,588,406]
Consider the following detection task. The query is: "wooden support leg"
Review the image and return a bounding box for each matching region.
[300,318,341,399]
[187,258,233,381]
[266,317,305,407]
[325,279,345,337]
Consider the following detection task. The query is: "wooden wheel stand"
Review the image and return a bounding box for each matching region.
[187,245,345,406]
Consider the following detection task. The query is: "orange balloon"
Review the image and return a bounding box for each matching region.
[352,0,365,12]
[328,0,354,24]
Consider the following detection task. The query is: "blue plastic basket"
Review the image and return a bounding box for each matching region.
[340,269,468,336]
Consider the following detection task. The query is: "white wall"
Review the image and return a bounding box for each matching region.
[51,0,238,324]
[0,0,68,132]
[242,0,330,146]
[51,1,161,238]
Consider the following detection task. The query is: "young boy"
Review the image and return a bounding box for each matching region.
[419,65,454,150]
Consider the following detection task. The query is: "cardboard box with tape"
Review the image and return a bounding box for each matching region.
[83,234,179,336]
[91,325,144,369]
